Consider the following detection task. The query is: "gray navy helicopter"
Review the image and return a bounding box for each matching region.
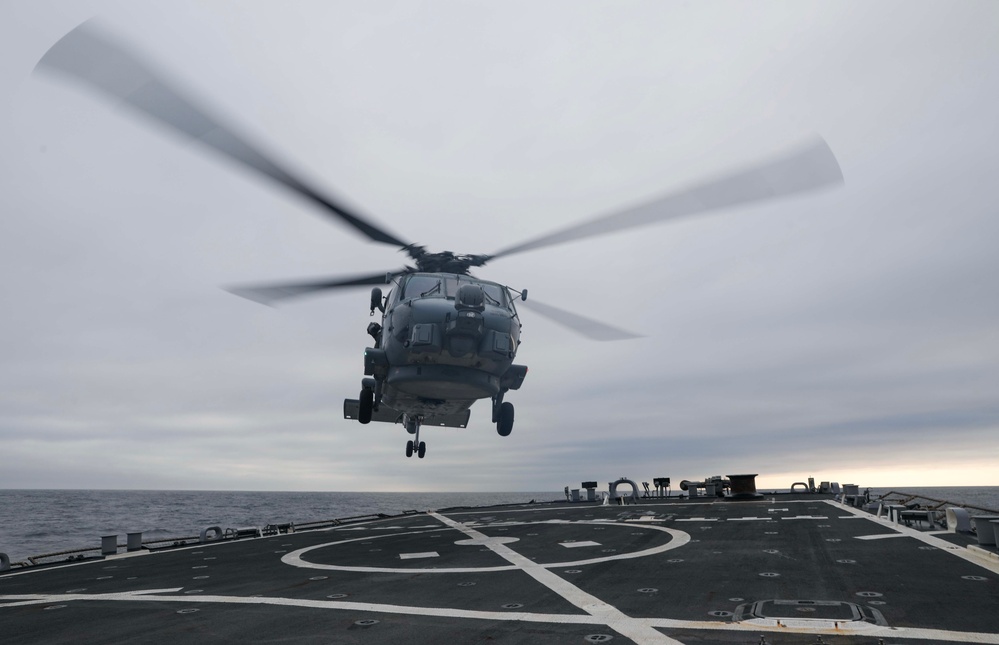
[36,23,844,459]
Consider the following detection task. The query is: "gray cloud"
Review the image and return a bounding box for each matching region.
[2,1,997,492]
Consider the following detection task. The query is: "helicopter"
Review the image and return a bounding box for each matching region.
[35,23,844,459]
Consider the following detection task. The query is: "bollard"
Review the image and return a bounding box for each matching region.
[127,532,143,552]
[970,515,999,546]
[0,552,10,572]
[101,535,118,556]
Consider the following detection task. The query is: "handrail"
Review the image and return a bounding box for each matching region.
[8,511,425,570]
[876,490,999,514]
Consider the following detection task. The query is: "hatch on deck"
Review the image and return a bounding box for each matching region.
[734,599,888,627]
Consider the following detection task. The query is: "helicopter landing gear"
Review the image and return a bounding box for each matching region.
[358,387,373,424]
[496,401,514,437]
[405,440,427,458]
[358,377,383,425]
[405,416,426,458]
[493,392,514,436]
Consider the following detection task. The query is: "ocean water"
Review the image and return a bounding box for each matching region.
[2,486,997,565]
[0,490,555,563]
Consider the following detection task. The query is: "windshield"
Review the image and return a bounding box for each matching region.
[402,275,509,308]
[403,275,443,298]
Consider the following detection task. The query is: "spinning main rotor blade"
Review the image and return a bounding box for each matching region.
[490,137,843,260]
[519,299,641,341]
[35,22,409,248]
[225,271,406,306]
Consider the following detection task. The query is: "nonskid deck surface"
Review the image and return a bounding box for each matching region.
[2,495,998,644]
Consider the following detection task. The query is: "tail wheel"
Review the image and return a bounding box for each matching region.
[406,440,414,458]
[417,441,426,459]
[358,388,373,424]
[497,402,514,437]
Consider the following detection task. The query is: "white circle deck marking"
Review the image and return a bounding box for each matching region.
[282,520,688,574]
[11,502,999,645]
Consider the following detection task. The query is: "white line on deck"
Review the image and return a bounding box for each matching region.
[4,589,999,643]
[856,534,907,541]
[431,511,685,645]
[824,500,999,575]
[399,552,439,560]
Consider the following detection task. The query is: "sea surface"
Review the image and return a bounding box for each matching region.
[2,486,997,564]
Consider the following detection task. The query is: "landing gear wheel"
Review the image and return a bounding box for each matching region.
[358,388,373,424]
[405,416,424,459]
[497,401,514,437]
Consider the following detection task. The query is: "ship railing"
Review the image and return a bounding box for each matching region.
[6,511,425,570]
[874,490,999,528]
[15,535,200,567]
[293,511,418,530]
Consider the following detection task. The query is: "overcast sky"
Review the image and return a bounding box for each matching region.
[1,1,997,492]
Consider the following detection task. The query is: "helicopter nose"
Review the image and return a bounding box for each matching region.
[446,310,484,358]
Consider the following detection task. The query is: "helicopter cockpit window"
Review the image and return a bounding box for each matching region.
[479,283,505,307]
[452,278,507,308]
[404,275,510,308]
[403,276,443,299]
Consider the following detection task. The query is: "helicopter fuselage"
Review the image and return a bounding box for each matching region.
[349,272,528,456]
